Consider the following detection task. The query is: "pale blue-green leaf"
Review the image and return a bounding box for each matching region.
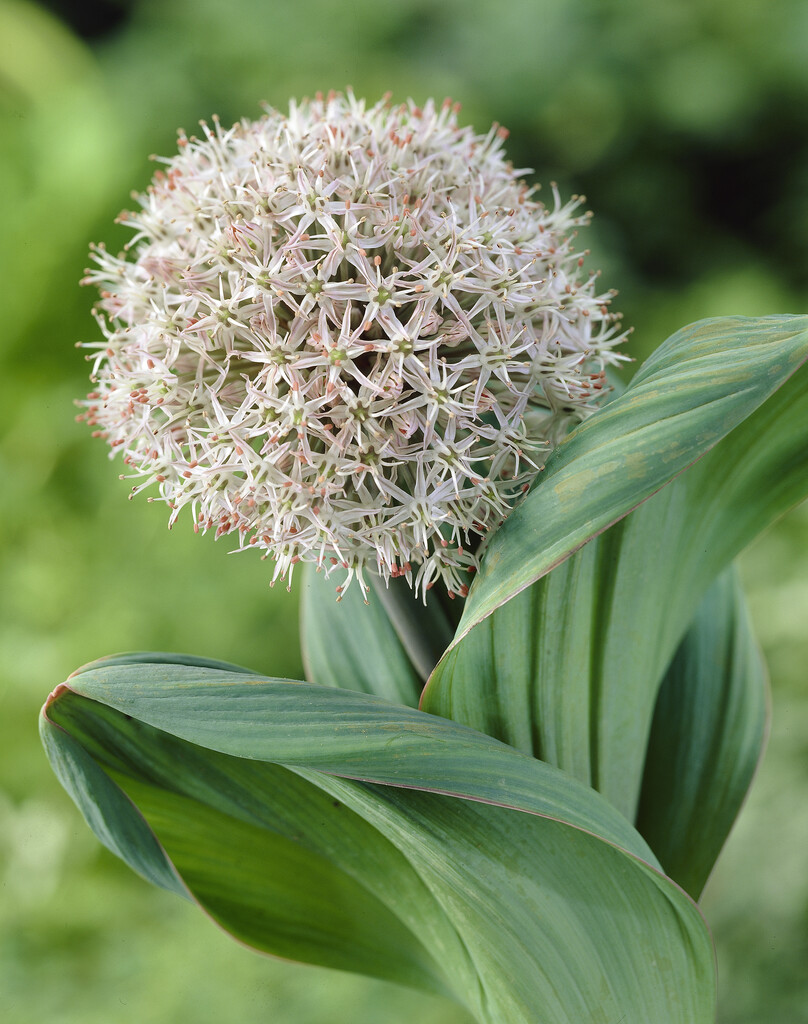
[424,316,808,819]
[40,694,186,898]
[44,689,453,995]
[300,565,423,706]
[64,659,654,856]
[457,314,808,638]
[44,658,716,1024]
[636,567,767,898]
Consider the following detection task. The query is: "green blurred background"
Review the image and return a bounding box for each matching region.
[1,0,806,1020]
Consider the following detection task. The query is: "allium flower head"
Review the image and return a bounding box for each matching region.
[79,91,628,598]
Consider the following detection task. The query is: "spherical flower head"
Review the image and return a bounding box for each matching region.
[79,91,628,599]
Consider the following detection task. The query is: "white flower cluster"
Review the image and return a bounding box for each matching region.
[79,91,628,598]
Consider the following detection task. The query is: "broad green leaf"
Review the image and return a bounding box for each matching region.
[456,315,808,637]
[43,658,716,1024]
[41,687,186,898]
[300,565,423,706]
[43,689,453,996]
[367,575,458,682]
[424,315,808,819]
[636,568,767,899]
[423,541,609,785]
[61,659,655,855]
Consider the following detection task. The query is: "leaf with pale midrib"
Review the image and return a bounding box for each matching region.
[636,567,768,898]
[423,315,808,822]
[42,659,716,1024]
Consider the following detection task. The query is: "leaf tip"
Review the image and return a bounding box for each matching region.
[41,681,73,723]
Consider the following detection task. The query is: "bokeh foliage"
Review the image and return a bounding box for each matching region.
[1,0,806,1021]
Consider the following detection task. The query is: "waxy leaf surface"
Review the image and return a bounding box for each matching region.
[424,315,808,819]
[42,658,716,1024]
[636,568,767,898]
